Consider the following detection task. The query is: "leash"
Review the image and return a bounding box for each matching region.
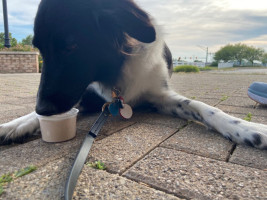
[64,89,132,200]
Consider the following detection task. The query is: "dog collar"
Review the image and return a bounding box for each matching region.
[102,87,133,119]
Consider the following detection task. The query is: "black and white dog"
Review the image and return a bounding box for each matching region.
[0,0,267,149]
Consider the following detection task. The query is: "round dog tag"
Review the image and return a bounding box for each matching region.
[109,103,119,116]
[119,104,133,119]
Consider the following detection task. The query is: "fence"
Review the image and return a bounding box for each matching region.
[218,62,234,69]
[0,51,39,73]
[173,61,206,68]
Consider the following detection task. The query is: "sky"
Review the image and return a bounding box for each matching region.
[0,0,267,61]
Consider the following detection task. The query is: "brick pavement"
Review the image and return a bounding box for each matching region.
[0,72,266,199]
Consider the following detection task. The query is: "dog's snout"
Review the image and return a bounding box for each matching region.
[36,94,73,116]
[36,99,61,116]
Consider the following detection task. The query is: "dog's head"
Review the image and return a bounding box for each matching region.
[33,0,156,115]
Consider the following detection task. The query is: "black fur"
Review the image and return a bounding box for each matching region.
[183,100,191,105]
[163,43,173,77]
[244,139,254,147]
[231,120,241,125]
[79,87,106,113]
[33,0,156,116]
[253,134,262,146]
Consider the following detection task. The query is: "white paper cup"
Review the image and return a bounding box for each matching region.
[37,108,79,143]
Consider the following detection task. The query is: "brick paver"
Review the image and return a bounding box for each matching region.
[0,72,266,199]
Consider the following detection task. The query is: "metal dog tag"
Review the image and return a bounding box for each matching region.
[119,104,133,119]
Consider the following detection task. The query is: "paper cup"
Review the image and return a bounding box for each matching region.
[37,108,79,143]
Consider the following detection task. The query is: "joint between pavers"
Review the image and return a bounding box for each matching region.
[159,145,212,160]
[214,99,226,107]
[117,126,186,176]
[101,122,138,140]
[225,144,237,162]
[228,158,267,171]
[160,144,236,163]
[121,173,190,200]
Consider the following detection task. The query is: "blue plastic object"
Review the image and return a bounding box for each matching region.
[108,102,120,116]
[248,82,267,105]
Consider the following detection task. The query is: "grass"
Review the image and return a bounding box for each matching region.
[220,95,229,101]
[0,173,13,184]
[244,113,252,121]
[0,185,3,196]
[14,165,37,178]
[173,65,200,73]
[199,66,216,71]
[0,173,13,196]
[0,165,37,196]
[87,161,106,170]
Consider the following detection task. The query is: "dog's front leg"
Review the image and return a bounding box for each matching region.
[147,90,267,149]
[0,112,40,144]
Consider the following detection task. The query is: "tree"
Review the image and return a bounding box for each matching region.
[214,44,235,62]
[0,32,17,47]
[21,35,33,46]
[231,43,247,65]
[261,53,267,64]
[214,43,265,66]
[244,47,264,66]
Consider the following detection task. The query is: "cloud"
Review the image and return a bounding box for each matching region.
[0,0,267,58]
[0,0,40,40]
[136,0,267,58]
[0,0,40,25]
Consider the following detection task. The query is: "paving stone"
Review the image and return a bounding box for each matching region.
[229,145,267,170]
[200,90,239,100]
[124,147,267,200]
[4,96,37,105]
[2,91,38,98]
[0,103,26,112]
[1,73,267,200]
[219,95,259,107]
[1,157,72,200]
[74,165,181,200]
[0,95,19,103]
[132,111,188,129]
[1,156,181,200]
[88,123,177,174]
[77,113,136,138]
[0,108,35,124]
[216,104,267,117]
[161,123,234,161]
[0,129,86,175]
[233,89,250,97]
[173,89,209,99]
[194,97,221,106]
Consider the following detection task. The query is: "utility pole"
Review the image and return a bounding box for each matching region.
[197,45,208,65]
[2,0,11,48]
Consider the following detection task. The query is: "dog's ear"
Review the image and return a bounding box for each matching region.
[98,1,156,43]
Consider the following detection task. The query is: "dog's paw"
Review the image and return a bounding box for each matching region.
[0,112,40,144]
[205,111,267,149]
[226,121,267,150]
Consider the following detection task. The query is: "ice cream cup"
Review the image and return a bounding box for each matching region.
[37,108,79,143]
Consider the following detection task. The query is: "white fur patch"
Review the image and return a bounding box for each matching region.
[0,112,40,142]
